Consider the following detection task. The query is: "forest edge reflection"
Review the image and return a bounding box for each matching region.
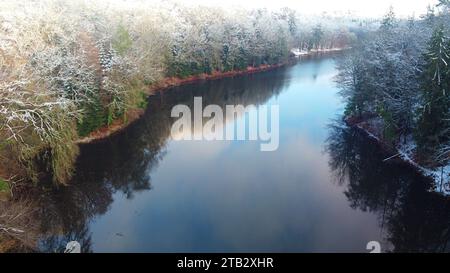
[326,121,450,252]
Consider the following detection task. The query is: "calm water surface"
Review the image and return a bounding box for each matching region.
[38,55,450,253]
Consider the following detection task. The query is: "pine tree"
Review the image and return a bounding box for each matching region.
[380,6,396,31]
[417,25,450,160]
[438,0,450,11]
[422,5,436,26]
[311,25,324,50]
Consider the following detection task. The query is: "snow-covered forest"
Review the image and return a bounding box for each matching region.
[0,0,359,186]
[3,0,450,254]
[336,1,450,194]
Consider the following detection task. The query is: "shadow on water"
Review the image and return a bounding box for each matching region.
[326,120,450,252]
[36,68,290,252]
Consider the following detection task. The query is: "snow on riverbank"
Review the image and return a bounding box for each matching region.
[291,48,309,56]
[351,117,450,196]
[397,139,450,195]
[290,47,348,57]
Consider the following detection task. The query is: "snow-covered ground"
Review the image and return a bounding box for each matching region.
[290,47,347,57]
[354,117,450,196]
[397,139,450,195]
[290,48,309,56]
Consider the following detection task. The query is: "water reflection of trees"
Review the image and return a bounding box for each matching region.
[33,68,289,252]
[326,120,450,252]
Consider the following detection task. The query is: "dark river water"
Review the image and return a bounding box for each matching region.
[37,54,450,253]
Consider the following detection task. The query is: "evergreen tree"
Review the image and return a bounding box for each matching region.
[417,25,450,159]
[438,0,450,11]
[422,5,436,26]
[380,6,396,31]
[311,25,324,50]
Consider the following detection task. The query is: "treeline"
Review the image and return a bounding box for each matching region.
[336,1,450,168]
[0,0,357,185]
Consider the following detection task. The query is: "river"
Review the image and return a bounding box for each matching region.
[37,54,450,253]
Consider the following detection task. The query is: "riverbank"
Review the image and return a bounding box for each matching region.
[345,116,450,196]
[290,47,348,57]
[76,63,287,144]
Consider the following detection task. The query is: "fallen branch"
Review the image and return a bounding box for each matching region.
[0,225,25,234]
[383,153,400,162]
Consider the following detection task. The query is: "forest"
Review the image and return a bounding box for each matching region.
[336,1,450,193]
[0,0,358,189]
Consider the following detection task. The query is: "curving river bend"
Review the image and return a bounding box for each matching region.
[37,54,450,253]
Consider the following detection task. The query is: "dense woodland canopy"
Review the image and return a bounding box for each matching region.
[0,0,359,185]
[336,0,450,170]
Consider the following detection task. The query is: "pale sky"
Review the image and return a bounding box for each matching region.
[172,0,439,18]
